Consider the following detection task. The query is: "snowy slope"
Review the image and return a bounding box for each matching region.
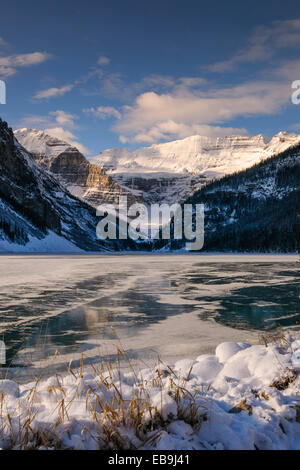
[14,128,75,161]
[90,132,300,205]
[261,131,300,159]
[91,134,271,176]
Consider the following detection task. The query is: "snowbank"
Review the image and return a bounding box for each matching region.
[0,336,300,450]
[0,231,83,253]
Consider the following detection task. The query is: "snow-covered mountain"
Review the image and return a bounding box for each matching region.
[15,128,300,209]
[91,134,269,175]
[164,139,300,252]
[4,118,300,253]
[0,119,135,253]
[90,132,300,205]
[14,128,140,208]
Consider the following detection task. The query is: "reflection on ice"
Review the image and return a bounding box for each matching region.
[0,254,299,379]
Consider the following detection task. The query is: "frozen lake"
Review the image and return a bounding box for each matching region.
[0,254,299,380]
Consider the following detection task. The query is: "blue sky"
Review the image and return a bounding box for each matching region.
[0,0,300,155]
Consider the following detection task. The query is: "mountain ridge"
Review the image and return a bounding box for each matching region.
[90,131,300,175]
[14,128,141,208]
[89,131,300,205]
[1,119,135,253]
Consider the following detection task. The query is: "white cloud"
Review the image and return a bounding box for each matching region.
[119,123,248,144]
[34,84,74,99]
[84,105,121,119]
[17,115,51,128]
[50,110,78,128]
[0,52,51,78]
[0,66,16,78]
[32,64,104,100]
[89,72,179,102]
[18,110,78,131]
[97,56,110,66]
[206,19,300,72]
[112,62,296,143]
[11,52,52,67]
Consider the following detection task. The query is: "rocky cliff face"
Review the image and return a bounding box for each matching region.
[14,129,141,208]
[112,172,208,205]
[0,119,135,252]
[0,121,60,236]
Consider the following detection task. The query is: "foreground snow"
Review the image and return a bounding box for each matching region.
[1,335,300,450]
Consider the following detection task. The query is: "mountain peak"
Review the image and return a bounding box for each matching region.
[14,126,141,208]
[14,128,78,161]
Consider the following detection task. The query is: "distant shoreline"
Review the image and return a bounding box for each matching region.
[0,252,298,261]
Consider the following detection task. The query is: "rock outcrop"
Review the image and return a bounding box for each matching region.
[14,129,141,208]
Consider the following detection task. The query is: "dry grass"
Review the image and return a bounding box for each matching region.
[1,329,299,449]
[259,329,299,390]
[0,342,207,450]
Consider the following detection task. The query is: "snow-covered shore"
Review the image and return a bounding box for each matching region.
[1,335,300,450]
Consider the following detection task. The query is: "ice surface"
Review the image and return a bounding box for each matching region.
[1,254,299,381]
